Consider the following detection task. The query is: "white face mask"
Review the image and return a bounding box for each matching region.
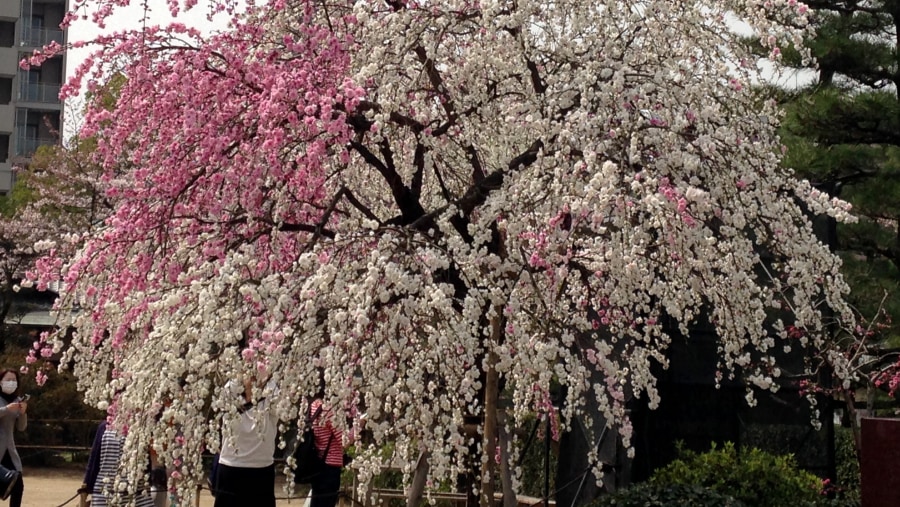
[1,381,16,395]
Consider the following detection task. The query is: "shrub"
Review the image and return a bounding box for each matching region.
[589,482,745,507]
[833,427,860,504]
[648,442,822,507]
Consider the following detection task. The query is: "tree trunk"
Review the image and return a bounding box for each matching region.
[480,310,501,507]
[407,451,431,507]
[497,412,518,507]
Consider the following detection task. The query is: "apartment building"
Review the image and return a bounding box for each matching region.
[0,0,67,195]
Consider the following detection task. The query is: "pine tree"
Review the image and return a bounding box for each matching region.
[770,8,900,491]
[779,1,900,345]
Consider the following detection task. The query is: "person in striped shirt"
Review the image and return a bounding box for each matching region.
[82,420,154,507]
[308,397,344,507]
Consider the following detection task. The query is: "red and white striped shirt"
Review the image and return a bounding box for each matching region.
[310,399,344,467]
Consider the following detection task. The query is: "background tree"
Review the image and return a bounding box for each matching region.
[769,0,900,444]
[0,134,104,342]
[0,333,105,467]
[0,75,119,466]
[30,0,859,504]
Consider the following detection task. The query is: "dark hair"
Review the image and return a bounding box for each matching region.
[0,369,19,402]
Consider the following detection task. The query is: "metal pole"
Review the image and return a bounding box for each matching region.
[570,426,608,507]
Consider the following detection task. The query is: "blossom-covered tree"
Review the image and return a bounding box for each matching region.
[30,0,859,503]
[0,201,55,329]
[0,136,103,338]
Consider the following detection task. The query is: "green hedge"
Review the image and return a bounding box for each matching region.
[589,442,864,507]
[648,442,822,507]
[590,482,745,507]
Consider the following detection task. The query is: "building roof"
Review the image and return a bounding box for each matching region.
[5,309,57,327]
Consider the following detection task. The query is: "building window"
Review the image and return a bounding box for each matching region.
[0,135,8,163]
[0,22,14,48]
[0,78,11,105]
[15,109,59,157]
[30,15,44,31]
[21,13,62,48]
[18,67,61,104]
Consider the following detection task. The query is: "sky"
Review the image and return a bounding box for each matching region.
[724,13,817,90]
[65,0,243,51]
[60,2,817,135]
[63,3,819,87]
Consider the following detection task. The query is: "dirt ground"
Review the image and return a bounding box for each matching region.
[21,468,312,507]
[20,468,85,507]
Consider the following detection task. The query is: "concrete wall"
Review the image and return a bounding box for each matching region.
[0,48,18,77]
[0,162,13,193]
[0,2,20,20]
[0,104,14,133]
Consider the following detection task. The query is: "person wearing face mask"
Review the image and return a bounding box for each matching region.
[0,369,26,507]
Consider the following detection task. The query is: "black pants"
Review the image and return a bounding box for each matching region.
[310,464,342,507]
[212,463,275,507]
[0,453,22,507]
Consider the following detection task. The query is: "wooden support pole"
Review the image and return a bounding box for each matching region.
[407,451,431,507]
[497,412,517,507]
[481,310,501,507]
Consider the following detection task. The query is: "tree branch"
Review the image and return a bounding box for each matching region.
[408,139,546,233]
[349,140,426,226]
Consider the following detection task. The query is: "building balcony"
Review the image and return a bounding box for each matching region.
[0,3,20,19]
[14,135,56,157]
[19,26,64,49]
[18,81,61,104]
[0,105,13,132]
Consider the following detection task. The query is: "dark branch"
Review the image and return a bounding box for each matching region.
[301,187,350,252]
[408,139,546,233]
[342,188,381,223]
[279,222,336,238]
[412,142,426,198]
[349,140,426,226]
